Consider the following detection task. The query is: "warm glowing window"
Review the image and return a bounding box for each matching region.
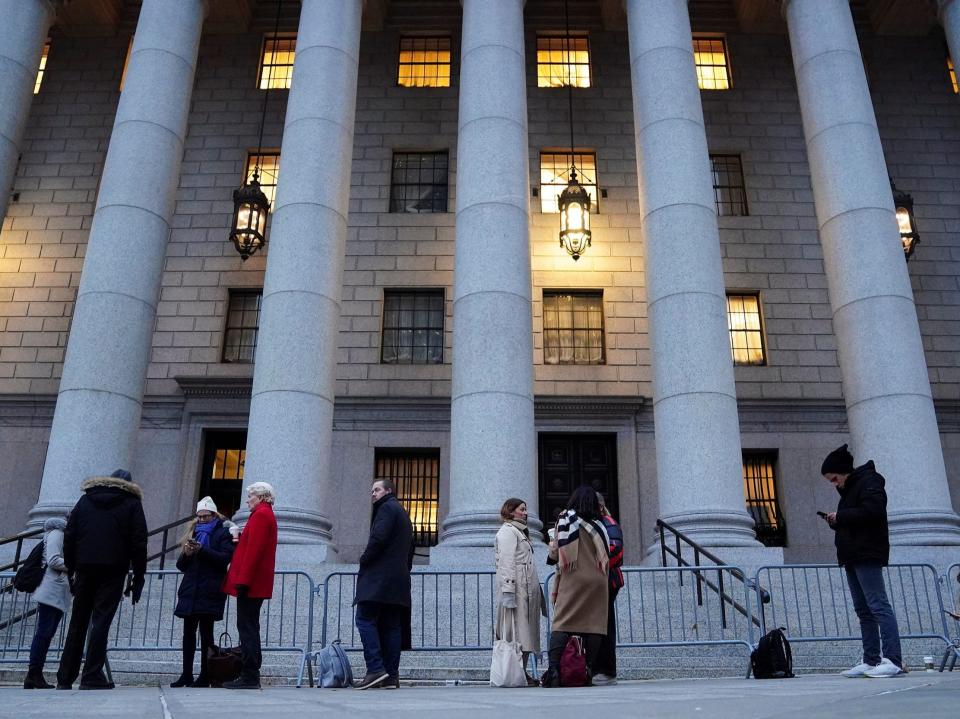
[258,35,295,89]
[711,154,748,216]
[949,57,958,94]
[34,41,50,94]
[245,152,280,207]
[743,452,786,547]
[537,35,591,88]
[222,290,262,363]
[375,449,440,547]
[540,152,597,214]
[120,36,134,91]
[726,293,765,366]
[694,37,730,90]
[381,289,444,365]
[397,36,451,88]
[543,290,604,365]
[389,151,448,213]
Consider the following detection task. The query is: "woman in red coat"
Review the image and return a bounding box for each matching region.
[221,482,278,689]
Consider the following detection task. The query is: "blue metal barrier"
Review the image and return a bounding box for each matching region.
[943,563,960,671]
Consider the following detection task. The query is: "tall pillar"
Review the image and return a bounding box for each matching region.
[783,0,960,544]
[626,0,759,546]
[940,1,960,79]
[439,0,539,547]
[242,0,363,552]
[28,0,206,525]
[0,0,56,220]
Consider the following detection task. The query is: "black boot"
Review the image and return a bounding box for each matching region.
[190,674,210,688]
[24,667,53,689]
[170,672,194,688]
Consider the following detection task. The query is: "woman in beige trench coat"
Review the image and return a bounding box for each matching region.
[494,498,543,684]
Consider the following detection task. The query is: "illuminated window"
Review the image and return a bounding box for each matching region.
[375,449,440,547]
[949,57,958,94]
[743,452,786,547]
[710,154,748,216]
[34,41,50,94]
[537,35,591,88]
[245,152,280,207]
[389,151,448,213]
[540,152,597,214]
[120,36,134,91]
[381,289,444,365]
[693,37,730,90]
[222,290,262,363]
[199,431,247,519]
[726,293,765,366]
[543,290,604,365]
[397,36,451,88]
[258,35,295,89]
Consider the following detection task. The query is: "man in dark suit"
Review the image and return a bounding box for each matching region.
[354,478,413,689]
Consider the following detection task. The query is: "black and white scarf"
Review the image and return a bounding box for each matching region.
[556,509,610,575]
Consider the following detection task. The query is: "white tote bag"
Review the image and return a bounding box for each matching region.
[489,612,527,687]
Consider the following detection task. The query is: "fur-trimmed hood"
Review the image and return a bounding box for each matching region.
[43,516,67,532]
[81,475,143,500]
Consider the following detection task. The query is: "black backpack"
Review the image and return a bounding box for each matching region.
[751,627,795,679]
[12,542,46,594]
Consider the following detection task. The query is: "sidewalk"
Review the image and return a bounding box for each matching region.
[2,672,959,719]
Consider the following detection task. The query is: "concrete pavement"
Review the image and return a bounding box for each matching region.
[1,672,958,718]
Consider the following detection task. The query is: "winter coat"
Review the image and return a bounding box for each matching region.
[600,514,624,592]
[548,518,609,635]
[33,517,70,613]
[355,494,414,607]
[64,476,148,578]
[832,460,890,566]
[223,502,277,599]
[175,519,235,619]
[494,521,542,653]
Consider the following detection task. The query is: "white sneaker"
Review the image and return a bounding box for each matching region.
[591,673,617,686]
[864,658,904,678]
[840,662,874,678]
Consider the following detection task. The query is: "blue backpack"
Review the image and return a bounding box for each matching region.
[316,640,354,688]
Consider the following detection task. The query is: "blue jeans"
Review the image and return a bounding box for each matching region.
[844,564,902,666]
[29,603,64,671]
[355,601,402,676]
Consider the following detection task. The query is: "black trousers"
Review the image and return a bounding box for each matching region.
[236,596,264,679]
[547,631,602,674]
[181,614,216,678]
[56,568,126,687]
[593,588,620,677]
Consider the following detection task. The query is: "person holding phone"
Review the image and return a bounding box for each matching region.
[170,497,236,687]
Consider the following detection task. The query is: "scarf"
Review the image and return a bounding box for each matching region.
[194,519,217,548]
[506,519,530,540]
[555,509,609,576]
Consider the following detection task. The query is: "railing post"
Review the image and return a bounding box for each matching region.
[694,547,702,603]
[159,528,169,570]
[659,521,666,567]
[718,568,727,629]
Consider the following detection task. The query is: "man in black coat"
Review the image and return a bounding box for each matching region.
[56,469,148,690]
[820,444,904,678]
[354,478,413,689]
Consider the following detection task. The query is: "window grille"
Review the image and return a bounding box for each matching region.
[381,289,444,364]
[543,290,605,365]
[34,41,50,94]
[223,290,263,363]
[259,35,295,89]
[743,452,787,547]
[536,35,591,88]
[375,449,440,547]
[540,152,597,214]
[726,293,765,366]
[389,151,449,213]
[245,152,280,207]
[711,154,748,217]
[397,36,451,88]
[693,37,730,90]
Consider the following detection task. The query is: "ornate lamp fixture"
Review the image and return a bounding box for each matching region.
[891,180,919,260]
[558,0,591,261]
[229,0,282,261]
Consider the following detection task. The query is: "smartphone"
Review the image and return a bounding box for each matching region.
[816,511,828,518]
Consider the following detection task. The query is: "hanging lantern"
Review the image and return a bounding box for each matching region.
[558,168,592,261]
[891,181,919,260]
[229,171,270,261]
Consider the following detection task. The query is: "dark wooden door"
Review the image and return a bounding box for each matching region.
[538,433,618,537]
[198,430,247,519]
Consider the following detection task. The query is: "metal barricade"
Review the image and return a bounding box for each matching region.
[755,563,953,668]
[0,572,68,664]
[943,563,960,671]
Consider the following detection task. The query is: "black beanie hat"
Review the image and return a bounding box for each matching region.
[110,468,133,483]
[820,444,853,475]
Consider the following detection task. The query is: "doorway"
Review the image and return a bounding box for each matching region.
[537,433,619,536]
[198,430,247,519]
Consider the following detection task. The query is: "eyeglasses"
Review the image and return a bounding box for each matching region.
[196,512,213,521]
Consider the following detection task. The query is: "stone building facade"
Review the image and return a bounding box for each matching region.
[2,0,960,566]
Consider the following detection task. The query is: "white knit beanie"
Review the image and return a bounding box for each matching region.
[196,496,218,514]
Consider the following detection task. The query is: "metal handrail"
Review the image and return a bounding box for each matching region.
[0,527,43,574]
[145,515,195,569]
[656,519,770,629]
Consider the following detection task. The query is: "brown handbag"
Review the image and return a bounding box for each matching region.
[206,632,243,686]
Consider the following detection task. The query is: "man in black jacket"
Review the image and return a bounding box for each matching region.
[820,444,904,678]
[353,479,413,689]
[56,469,148,690]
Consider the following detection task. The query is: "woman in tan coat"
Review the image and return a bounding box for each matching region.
[494,498,542,684]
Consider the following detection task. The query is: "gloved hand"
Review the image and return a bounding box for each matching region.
[124,574,145,605]
[502,591,517,609]
[236,584,249,599]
